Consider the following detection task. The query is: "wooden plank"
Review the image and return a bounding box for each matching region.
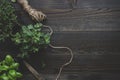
[46,9,120,31]
[43,53,120,73]
[8,0,120,80]
[15,0,120,31]
[28,0,70,9]
[27,0,120,9]
[76,0,120,8]
[22,31,120,74]
[16,8,120,31]
[49,31,120,49]
[21,72,120,80]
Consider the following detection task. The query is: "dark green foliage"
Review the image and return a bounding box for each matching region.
[0,55,22,80]
[12,23,51,58]
[0,0,17,41]
[0,0,51,58]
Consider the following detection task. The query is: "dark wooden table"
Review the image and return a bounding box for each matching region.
[15,0,120,80]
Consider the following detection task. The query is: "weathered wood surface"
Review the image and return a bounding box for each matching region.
[15,0,120,80]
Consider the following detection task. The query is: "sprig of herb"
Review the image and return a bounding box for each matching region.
[0,55,22,80]
[12,23,50,58]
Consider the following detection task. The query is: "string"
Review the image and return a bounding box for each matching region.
[43,25,74,80]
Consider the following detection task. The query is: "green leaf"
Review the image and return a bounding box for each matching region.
[0,65,9,71]
[5,55,14,64]
[15,39,21,44]
[10,63,19,69]
[22,26,33,36]
[44,34,50,44]
[8,70,16,77]
[35,23,42,28]
[0,55,22,79]
[16,72,22,78]
[0,60,6,65]
[8,74,14,80]
[0,74,9,80]
[27,25,33,29]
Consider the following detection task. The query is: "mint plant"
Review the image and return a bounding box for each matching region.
[12,23,50,58]
[0,55,22,80]
[0,0,17,41]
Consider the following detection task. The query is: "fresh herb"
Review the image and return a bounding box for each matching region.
[11,0,17,3]
[0,55,22,80]
[12,23,50,58]
[0,0,17,41]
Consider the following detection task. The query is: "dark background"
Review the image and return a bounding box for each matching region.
[4,0,120,80]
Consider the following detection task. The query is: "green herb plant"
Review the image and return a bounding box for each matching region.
[0,0,17,41]
[0,55,22,80]
[0,0,73,80]
[11,0,17,3]
[12,23,50,58]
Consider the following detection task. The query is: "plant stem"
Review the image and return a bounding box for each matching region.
[23,60,44,80]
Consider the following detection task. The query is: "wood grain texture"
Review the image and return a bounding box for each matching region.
[11,0,120,80]
[16,7,120,31]
[27,0,120,9]
[46,9,120,31]
[20,31,120,80]
[21,73,120,80]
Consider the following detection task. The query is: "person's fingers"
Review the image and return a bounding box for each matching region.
[40,12,46,20]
